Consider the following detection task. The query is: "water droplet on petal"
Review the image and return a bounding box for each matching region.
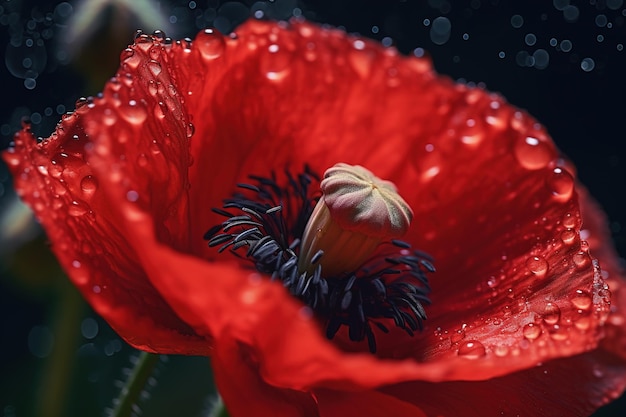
[547,167,574,200]
[523,322,542,340]
[80,175,98,198]
[542,302,561,325]
[37,164,49,175]
[148,80,158,96]
[150,139,162,155]
[137,154,149,167]
[120,48,134,60]
[571,289,592,310]
[197,28,225,60]
[348,41,375,78]
[562,212,578,229]
[493,344,509,357]
[573,251,591,269]
[526,255,548,278]
[75,97,89,109]
[450,328,466,343]
[121,100,147,124]
[103,108,118,126]
[147,60,162,76]
[262,44,292,81]
[514,136,553,170]
[458,340,486,359]
[69,199,90,216]
[560,228,576,245]
[121,48,142,69]
[548,324,569,341]
[574,315,592,331]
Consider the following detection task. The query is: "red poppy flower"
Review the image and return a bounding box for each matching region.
[4,18,626,417]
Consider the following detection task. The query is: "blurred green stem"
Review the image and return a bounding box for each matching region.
[111,352,160,417]
[37,279,84,417]
[209,396,230,417]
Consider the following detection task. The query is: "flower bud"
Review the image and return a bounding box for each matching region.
[298,163,413,276]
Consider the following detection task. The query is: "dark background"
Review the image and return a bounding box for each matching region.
[0,0,625,416]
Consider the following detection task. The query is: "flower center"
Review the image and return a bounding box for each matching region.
[298,163,413,277]
[204,163,434,353]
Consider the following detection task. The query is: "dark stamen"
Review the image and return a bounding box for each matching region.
[204,168,433,354]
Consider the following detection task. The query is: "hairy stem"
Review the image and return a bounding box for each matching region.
[110,352,160,417]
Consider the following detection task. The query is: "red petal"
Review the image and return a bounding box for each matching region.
[315,388,426,417]
[381,350,626,417]
[578,187,626,359]
[162,20,611,381]
[213,335,318,417]
[3,91,207,355]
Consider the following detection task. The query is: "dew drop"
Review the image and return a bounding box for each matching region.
[571,289,592,310]
[4,149,20,167]
[120,47,134,60]
[80,175,98,197]
[149,45,162,60]
[197,28,225,60]
[450,328,466,343]
[148,140,161,156]
[186,122,195,138]
[457,340,486,359]
[122,100,148,124]
[52,197,64,210]
[121,48,142,69]
[103,108,118,126]
[548,324,569,341]
[523,322,542,340]
[75,97,89,109]
[137,154,149,167]
[69,199,90,217]
[37,164,49,175]
[148,80,158,96]
[542,302,561,325]
[147,60,162,76]
[573,251,590,269]
[526,256,548,278]
[574,315,591,331]
[262,44,292,81]
[560,228,576,245]
[547,167,574,200]
[514,136,552,170]
[493,344,509,357]
[348,46,375,78]
[562,212,578,229]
